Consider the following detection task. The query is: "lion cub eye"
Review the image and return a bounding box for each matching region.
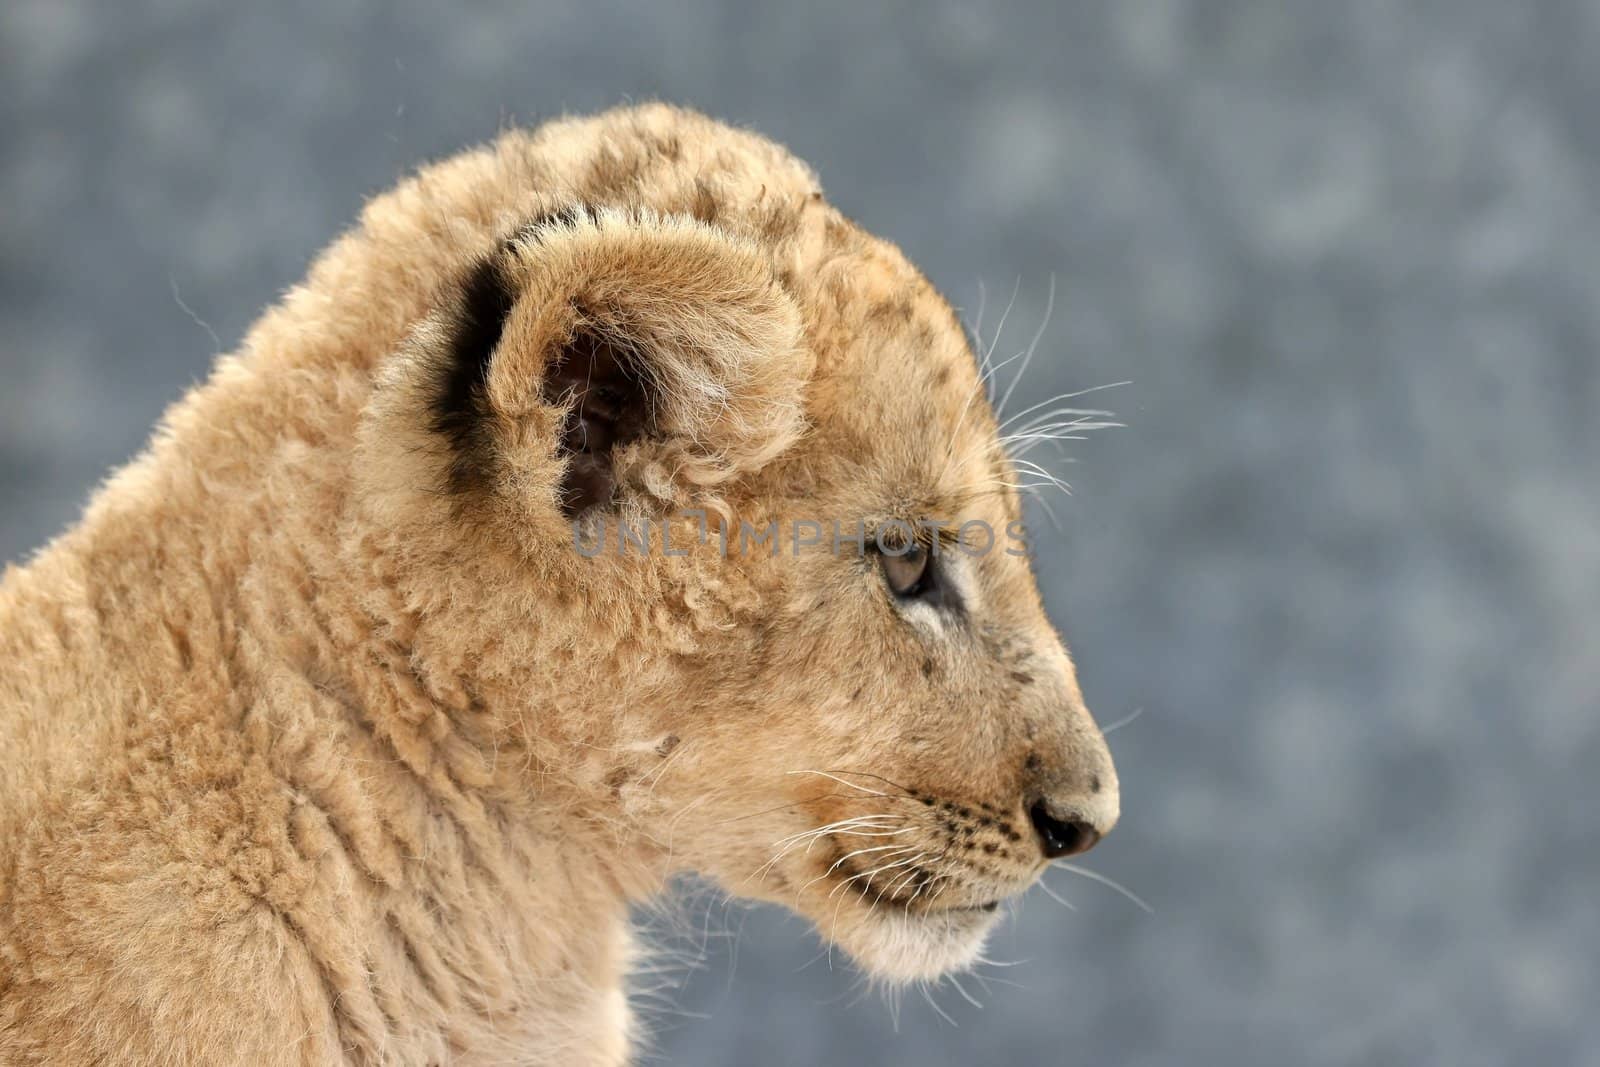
[879,541,932,599]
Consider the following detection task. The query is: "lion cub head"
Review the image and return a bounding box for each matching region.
[351,105,1118,984]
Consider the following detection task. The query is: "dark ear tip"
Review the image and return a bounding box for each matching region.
[429,254,517,496]
[428,207,597,500]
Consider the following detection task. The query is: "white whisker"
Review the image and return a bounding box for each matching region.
[1036,879,1077,911]
[998,381,1130,431]
[1100,706,1144,734]
[972,952,1031,970]
[920,982,958,1026]
[995,272,1055,417]
[947,974,984,1010]
[939,278,1021,481]
[830,853,926,900]
[786,770,891,797]
[1053,862,1153,913]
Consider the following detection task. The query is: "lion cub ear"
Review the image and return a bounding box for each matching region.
[424,207,811,520]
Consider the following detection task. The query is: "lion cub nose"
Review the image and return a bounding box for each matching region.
[1023,734,1118,860]
[1027,799,1102,859]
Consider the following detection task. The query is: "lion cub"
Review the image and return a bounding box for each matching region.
[0,104,1118,1065]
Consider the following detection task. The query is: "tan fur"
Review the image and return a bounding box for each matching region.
[0,104,1118,1064]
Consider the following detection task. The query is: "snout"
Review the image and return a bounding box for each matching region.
[1021,717,1119,861]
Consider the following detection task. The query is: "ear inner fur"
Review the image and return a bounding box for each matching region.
[542,329,649,515]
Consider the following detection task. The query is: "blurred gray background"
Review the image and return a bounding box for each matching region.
[3,2,1597,1064]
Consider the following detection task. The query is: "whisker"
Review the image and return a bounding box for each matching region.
[785,770,891,797]
[824,843,917,878]
[995,272,1055,417]
[830,853,926,900]
[809,769,920,797]
[874,863,926,905]
[747,815,910,885]
[947,974,985,1010]
[797,845,918,898]
[1100,706,1144,735]
[753,816,908,879]
[997,381,1130,431]
[969,970,1026,993]
[983,278,1021,382]
[939,277,1021,481]
[706,791,887,828]
[920,982,958,1026]
[1001,407,1119,437]
[1036,879,1077,911]
[769,824,894,854]
[1002,416,1124,454]
[1008,458,1075,496]
[969,278,988,355]
[1003,427,1107,448]
[772,815,902,845]
[972,952,1032,969]
[1053,862,1154,913]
